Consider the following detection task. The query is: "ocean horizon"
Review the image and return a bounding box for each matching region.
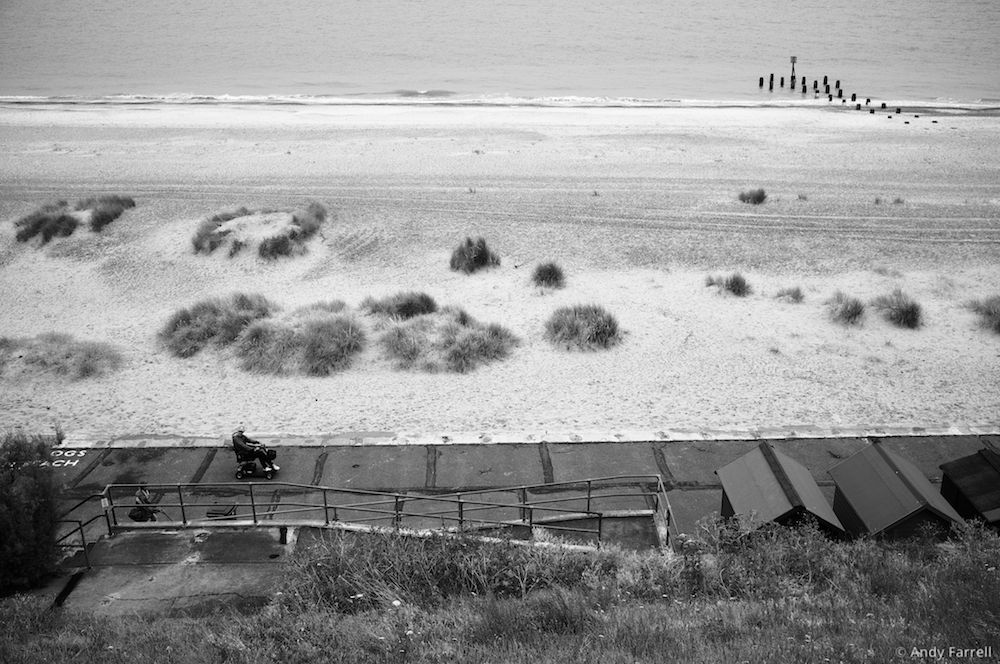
[1,0,999,107]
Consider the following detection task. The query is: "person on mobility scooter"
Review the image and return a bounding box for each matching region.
[232,425,280,480]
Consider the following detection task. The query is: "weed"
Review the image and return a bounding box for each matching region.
[361,292,438,319]
[300,315,366,375]
[738,189,767,205]
[871,289,922,328]
[545,304,622,350]
[159,293,275,358]
[966,295,1000,334]
[775,286,804,303]
[450,237,500,274]
[532,262,566,289]
[826,291,865,325]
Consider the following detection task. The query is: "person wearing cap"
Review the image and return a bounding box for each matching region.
[232,425,279,472]
[132,483,160,521]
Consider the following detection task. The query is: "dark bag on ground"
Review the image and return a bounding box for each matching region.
[129,506,151,522]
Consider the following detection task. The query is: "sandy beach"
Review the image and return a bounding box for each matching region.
[0,103,998,439]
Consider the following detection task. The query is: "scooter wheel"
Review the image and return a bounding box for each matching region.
[264,471,273,480]
[235,470,245,480]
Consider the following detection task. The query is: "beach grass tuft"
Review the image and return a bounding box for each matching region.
[775,286,804,303]
[75,195,136,232]
[14,205,79,245]
[378,309,517,372]
[0,333,123,380]
[191,203,327,258]
[966,295,1000,334]
[450,236,501,274]
[545,304,622,350]
[826,291,865,325]
[361,292,438,319]
[233,320,301,374]
[299,315,366,375]
[159,293,276,358]
[258,202,328,260]
[532,262,566,289]
[706,273,752,296]
[738,188,767,205]
[871,289,922,328]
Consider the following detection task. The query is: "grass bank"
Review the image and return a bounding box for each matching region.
[2,522,998,663]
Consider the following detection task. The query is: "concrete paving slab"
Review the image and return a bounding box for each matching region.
[319,445,428,490]
[434,444,544,489]
[69,448,213,496]
[877,435,987,480]
[657,440,759,486]
[548,442,659,483]
[770,437,871,482]
[667,488,723,536]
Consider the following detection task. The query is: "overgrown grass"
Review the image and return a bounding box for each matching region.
[545,304,622,350]
[75,195,136,232]
[532,262,566,289]
[871,288,922,328]
[361,292,438,319]
[378,307,518,373]
[449,236,500,274]
[775,286,804,303]
[706,273,752,297]
[737,188,767,204]
[159,293,276,358]
[967,295,1000,334]
[233,313,365,376]
[0,333,123,380]
[826,290,865,325]
[2,522,999,663]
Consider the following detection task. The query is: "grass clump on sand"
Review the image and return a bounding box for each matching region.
[378,306,518,373]
[545,304,622,350]
[191,202,328,259]
[738,188,767,204]
[234,314,366,376]
[299,316,366,376]
[450,236,500,274]
[826,291,865,325]
[706,272,752,297]
[532,262,566,289]
[75,195,136,232]
[159,293,276,358]
[871,288,922,328]
[0,334,123,380]
[775,286,804,303]
[3,521,999,662]
[966,295,1000,334]
[14,196,136,244]
[361,291,438,319]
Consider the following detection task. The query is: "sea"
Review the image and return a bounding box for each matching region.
[1,0,998,108]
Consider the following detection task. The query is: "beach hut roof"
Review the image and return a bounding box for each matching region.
[940,448,1000,523]
[829,442,963,534]
[715,441,843,531]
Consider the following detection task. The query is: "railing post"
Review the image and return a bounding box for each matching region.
[586,480,592,513]
[394,495,403,528]
[102,490,115,534]
[176,485,187,525]
[519,488,527,522]
[250,484,258,525]
[597,513,603,548]
[457,494,464,528]
[528,506,534,527]
[323,489,330,526]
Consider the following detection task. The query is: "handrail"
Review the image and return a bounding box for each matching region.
[59,475,674,551]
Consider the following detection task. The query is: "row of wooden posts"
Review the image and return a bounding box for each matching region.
[759,72,903,114]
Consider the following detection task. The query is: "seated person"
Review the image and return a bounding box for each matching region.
[232,425,279,472]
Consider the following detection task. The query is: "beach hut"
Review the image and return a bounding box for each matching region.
[939,447,1000,528]
[829,442,964,538]
[714,441,844,535]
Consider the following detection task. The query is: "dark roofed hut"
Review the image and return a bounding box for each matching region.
[829,442,964,539]
[939,447,1000,528]
[715,441,845,536]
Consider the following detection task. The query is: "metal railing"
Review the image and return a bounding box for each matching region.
[56,475,676,551]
